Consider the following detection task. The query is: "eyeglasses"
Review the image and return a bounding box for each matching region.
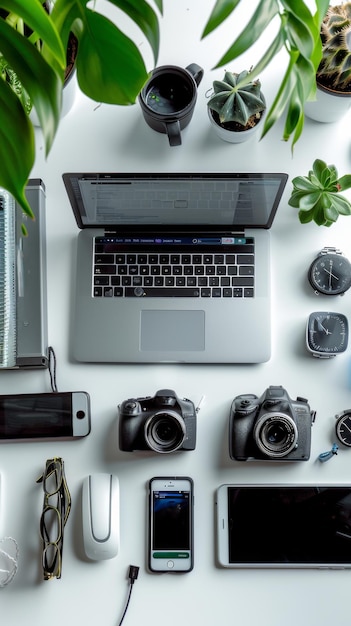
[36,457,71,580]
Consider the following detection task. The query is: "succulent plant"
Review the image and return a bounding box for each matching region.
[207,70,266,128]
[288,159,351,226]
[318,2,351,91]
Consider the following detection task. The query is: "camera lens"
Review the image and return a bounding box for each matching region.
[144,411,186,453]
[253,412,298,458]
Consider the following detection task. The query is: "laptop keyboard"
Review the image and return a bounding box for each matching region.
[93,244,255,298]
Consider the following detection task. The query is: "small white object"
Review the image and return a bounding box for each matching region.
[82,474,119,560]
[0,537,19,587]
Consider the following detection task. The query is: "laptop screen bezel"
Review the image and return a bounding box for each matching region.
[62,172,288,231]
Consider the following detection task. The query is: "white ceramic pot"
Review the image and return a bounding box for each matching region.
[207,107,264,143]
[304,83,351,123]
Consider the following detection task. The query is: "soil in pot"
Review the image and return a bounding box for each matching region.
[211,109,264,132]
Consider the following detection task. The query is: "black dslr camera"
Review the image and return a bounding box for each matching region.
[118,389,196,454]
[229,385,316,461]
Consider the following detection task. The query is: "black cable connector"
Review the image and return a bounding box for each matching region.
[118,565,140,626]
[128,565,139,584]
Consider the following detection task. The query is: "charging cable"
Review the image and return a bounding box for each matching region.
[48,346,58,392]
[118,565,139,626]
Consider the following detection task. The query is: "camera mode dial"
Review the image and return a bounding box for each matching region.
[123,400,140,414]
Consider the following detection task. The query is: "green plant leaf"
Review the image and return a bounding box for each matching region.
[75,9,148,104]
[328,165,338,183]
[282,68,304,142]
[201,0,241,38]
[338,174,351,190]
[0,19,63,154]
[298,208,314,223]
[0,77,35,217]
[52,0,154,105]
[329,193,351,215]
[324,205,339,222]
[313,0,331,27]
[105,0,161,64]
[153,0,163,12]
[0,0,66,67]
[281,0,320,30]
[285,11,315,59]
[314,202,329,225]
[312,158,328,180]
[291,175,320,191]
[288,190,306,208]
[246,31,285,83]
[298,191,322,210]
[213,0,279,68]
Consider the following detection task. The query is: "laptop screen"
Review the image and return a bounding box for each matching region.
[63,173,288,230]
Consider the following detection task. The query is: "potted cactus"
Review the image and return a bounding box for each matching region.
[288,158,351,226]
[305,2,351,122]
[207,69,266,143]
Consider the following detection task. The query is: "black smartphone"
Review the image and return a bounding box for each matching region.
[148,476,194,573]
[0,391,91,440]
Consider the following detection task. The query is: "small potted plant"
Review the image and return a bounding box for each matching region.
[207,69,266,143]
[288,158,351,226]
[305,2,351,122]
[202,0,328,147]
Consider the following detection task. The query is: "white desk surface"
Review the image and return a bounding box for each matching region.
[2,1,351,624]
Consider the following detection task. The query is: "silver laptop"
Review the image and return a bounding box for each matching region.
[63,172,287,364]
[0,179,48,368]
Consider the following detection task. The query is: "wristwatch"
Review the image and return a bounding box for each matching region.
[335,410,351,447]
[308,247,351,295]
[306,311,349,358]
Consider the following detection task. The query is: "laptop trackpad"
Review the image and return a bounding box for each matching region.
[140,310,205,351]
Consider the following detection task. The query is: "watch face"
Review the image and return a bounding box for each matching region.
[308,253,351,295]
[307,311,349,355]
[336,412,351,447]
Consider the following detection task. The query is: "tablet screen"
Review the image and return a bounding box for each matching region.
[225,486,351,565]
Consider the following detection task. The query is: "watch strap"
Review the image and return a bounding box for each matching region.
[311,351,336,359]
[319,247,344,257]
[335,409,351,421]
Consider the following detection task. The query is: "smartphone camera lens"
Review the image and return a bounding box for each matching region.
[144,411,186,453]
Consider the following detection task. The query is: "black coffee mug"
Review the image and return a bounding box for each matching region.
[139,63,204,146]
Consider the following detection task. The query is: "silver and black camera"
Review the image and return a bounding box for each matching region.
[229,385,316,461]
[118,389,196,454]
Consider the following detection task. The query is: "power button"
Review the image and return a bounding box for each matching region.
[167,560,174,569]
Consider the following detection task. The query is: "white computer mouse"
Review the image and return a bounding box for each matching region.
[82,473,119,560]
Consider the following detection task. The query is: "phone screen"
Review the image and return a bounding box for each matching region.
[149,478,193,572]
[0,393,74,438]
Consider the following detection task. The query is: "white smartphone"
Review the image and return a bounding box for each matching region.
[0,391,91,440]
[148,476,194,573]
[216,484,351,569]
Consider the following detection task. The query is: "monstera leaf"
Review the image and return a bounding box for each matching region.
[0,0,162,217]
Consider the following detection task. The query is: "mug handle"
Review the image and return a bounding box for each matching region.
[186,63,204,87]
[166,120,182,146]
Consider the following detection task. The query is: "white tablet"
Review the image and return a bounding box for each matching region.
[216,484,351,568]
